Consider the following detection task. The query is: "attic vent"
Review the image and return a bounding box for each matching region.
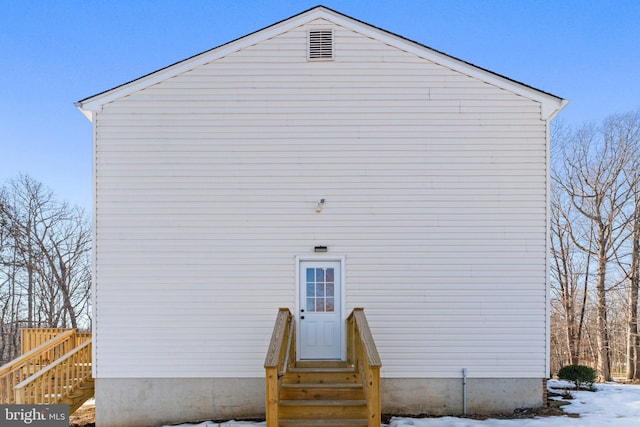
[308,29,333,60]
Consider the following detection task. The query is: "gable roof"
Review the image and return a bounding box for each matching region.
[76,5,567,120]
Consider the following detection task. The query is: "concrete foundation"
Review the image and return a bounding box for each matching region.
[96,377,543,426]
[382,378,544,416]
[95,378,265,427]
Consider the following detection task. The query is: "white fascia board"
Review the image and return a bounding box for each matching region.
[76,6,567,121]
[323,11,567,120]
[76,8,332,117]
[543,98,569,121]
[77,105,93,121]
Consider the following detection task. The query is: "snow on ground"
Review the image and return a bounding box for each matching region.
[390,380,640,427]
[165,380,640,427]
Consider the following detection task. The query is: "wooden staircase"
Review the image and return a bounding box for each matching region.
[265,308,381,427]
[0,328,93,414]
[279,361,368,427]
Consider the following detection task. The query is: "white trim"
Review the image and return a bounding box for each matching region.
[76,7,566,121]
[544,99,569,121]
[78,9,328,114]
[295,255,346,360]
[323,12,566,118]
[91,111,98,378]
[544,118,551,378]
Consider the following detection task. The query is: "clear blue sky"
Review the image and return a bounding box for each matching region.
[1,0,639,213]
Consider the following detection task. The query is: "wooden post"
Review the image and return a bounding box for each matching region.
[264,309,293,427]
[346,310,357,367]
[368,365,381,427]
[349,308,381,427]
[265,366,279,427]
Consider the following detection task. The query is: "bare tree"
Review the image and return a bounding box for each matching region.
[615,112,640,380]
[553,114,638,381]
[627,185,640,379]
[0,175,91,361]
[550,184,590,367]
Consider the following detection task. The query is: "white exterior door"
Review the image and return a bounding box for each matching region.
[298,260,342,360]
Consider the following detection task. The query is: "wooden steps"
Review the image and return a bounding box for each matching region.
[279,420,368,427]
[2,329,93,414]
[281,383,364,400]
[61,378,95,414]
[14,377,94,414]
[278,361,368,427]
[265,308,381,427]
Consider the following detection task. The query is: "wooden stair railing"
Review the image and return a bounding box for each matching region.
[265,307,381,427]
[347,308,382,427]
[14,339,93,414]
[265,308,295,427]
[20,328,91,354]
[0,328,78,404]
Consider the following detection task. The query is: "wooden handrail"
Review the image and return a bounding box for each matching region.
[347,308,381,427]
[0,329,77,404]
[264,308,292,369]
[15,339,92,406]
[264,308,294,427]
[350,308,382,368]
[279,317,295,377]
[20,328,76,354]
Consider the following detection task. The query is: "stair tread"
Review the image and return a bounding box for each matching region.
[280,399,367,406]
[289,367,356,373]
[279,419,368,427]
[282,383,362,388]
[294,361,353,368]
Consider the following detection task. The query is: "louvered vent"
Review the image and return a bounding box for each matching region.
[308,29,333,60]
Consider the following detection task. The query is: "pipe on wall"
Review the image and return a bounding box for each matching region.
[462,368,468,415]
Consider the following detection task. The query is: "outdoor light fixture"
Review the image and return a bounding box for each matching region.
[315,198,326,213]
[314,246,328,253]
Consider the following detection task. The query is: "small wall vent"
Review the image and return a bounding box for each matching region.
[308,29,333,60]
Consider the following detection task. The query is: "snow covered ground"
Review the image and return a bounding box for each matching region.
[165,380,640,427]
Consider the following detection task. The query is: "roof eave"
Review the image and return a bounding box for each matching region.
[75,101,93,121]
[545,98,569,121]
[76,6,337,117]
[76,5,567,121]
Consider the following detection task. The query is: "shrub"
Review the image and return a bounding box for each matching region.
[557,365,597,390]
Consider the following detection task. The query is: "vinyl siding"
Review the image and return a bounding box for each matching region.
[94,18,548,379]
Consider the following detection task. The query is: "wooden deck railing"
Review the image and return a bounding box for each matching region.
[347,308,382,427]
[264,308,295,427]
[20,328,89,354]
[0,329,78,404]
[15,339,92,411]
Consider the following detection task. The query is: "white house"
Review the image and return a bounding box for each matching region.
[77,6,566,427]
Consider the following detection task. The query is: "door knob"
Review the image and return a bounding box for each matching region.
[301,316,305,320]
